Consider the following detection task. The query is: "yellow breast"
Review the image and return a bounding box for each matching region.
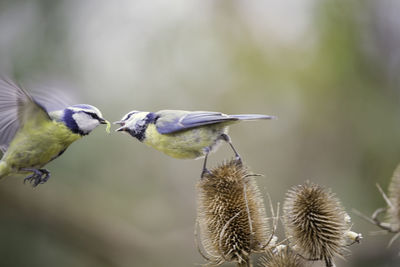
[0,120,81,176]
[143,124,228,159]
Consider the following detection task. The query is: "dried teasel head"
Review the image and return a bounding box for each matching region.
[196,159,272,266]
[259,245,306,267]
[385,163,400,231]
[361,163,400,245]
[283,182,354,267]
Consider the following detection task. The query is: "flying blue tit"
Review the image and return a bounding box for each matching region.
[0,78,110,187]
[114,110,274,176]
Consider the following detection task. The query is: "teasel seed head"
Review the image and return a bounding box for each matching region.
[259,245,306,267]
[196,159,271,266]
[386,163,400,231]
[283,182,350,266]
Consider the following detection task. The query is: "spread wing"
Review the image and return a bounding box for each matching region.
[0,78,51,151]
[155,110,238,134]
[29,80,76,112]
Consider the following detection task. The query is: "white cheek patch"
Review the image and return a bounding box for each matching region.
[124,112,149,128]
[72,112,100,134]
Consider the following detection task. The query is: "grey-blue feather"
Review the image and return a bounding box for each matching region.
[229,114,275,120]
[155,110,274,134]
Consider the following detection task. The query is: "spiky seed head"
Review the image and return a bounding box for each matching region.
[259,246,306,267]
[386,163,400,231]
[197,159,270,265]
[283,182,349,264]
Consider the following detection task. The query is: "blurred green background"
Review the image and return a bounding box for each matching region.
[1,0,400,266]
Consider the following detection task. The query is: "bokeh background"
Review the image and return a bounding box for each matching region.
[1,0,400,266]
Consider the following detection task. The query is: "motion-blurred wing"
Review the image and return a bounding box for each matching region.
[30,81,77,112]
[0,78,51,150]
[0,145,7,154]
[155,110,238,134]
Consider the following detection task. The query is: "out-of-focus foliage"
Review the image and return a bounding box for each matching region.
[1,0,400,266]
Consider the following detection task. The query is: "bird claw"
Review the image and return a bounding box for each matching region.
[235,155,243,165]
[201,168,211,178]
[23,169,51,187]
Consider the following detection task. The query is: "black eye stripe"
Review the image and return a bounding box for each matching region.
[125,112,139,120]
[83,111,100,121]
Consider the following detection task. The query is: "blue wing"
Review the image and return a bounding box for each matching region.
[155,110,238,134]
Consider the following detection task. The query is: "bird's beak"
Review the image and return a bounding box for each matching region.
[113,120,125,126]
[99,118,108,124]
[115,126,127,132]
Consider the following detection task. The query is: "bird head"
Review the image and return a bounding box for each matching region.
[113,110,141,126]
[63,104,109,135]
[114,111,153,141]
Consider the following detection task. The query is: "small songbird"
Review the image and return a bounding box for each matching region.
[114,110,274,176]
[0,78,110,187]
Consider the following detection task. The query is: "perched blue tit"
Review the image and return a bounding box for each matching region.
[0,78,110,187]
[114,110,274,176]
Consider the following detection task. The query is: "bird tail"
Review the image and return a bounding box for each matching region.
[230,114,276,121]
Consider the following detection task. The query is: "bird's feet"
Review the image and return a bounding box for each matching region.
[22,168,51,187]
[220,133,243,166]
[201,168,212,178]
[235,155,243,166]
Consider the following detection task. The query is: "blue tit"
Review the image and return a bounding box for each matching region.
[0,78,110,187]
[114,110,274,176]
